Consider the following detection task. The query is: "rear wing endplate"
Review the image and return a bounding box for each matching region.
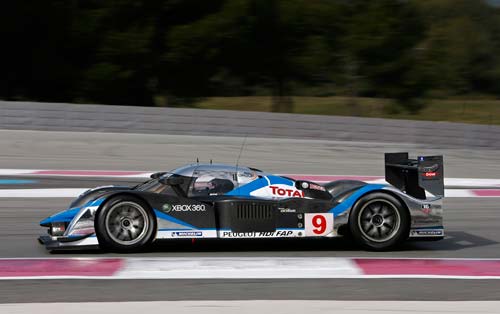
[385,152,444,199]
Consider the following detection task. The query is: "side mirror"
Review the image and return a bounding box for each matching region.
[159,176,184,186]
[295,180,310,190]
[150,171,167,179]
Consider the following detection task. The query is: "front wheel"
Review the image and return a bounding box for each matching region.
[349,192,410,251]
[95,196,156,252]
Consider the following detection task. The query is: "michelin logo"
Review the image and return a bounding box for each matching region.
[411,230,443,236]
[171,231,203,237]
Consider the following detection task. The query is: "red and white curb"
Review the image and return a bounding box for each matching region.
[1,169,500,187]
[0,169,151,178]
[445,189,500,197]
[2,257,500,280]
[0,169,499,198]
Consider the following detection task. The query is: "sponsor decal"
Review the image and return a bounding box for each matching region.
[411,230,443,236]
[305,213,334,236]
[222,232,256,238]
[423,172,437,178]
[422,164,439,173]
[269,186,304,198]
[308,183,326,191]
[278,207,297,213]
[421,204,442,215]
[172,204,206,212]
[171,231,203,237]
[249,183,306,199]
[162,203,173,213]
[421,164,440,178]
[222,230,296,238]
[421,204,432,214]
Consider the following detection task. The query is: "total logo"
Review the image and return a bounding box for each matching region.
[269,186,304,198]
[250,184,305,199]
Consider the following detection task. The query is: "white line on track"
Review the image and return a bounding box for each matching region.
[3,301,500,314]
[115,257,362,279]
[0,188,87,198]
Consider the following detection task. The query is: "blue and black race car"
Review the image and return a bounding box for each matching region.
[39,152,444,252]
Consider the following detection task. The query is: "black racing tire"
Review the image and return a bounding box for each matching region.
[95,195,156,252]
[349,192,410,251]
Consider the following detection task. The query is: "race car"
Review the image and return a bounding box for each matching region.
[39,152,444,252]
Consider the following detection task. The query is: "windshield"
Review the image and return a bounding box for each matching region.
[134,178,173,194]
[135,174,193,196]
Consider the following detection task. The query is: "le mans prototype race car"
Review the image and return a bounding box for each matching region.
[39,153,444,252]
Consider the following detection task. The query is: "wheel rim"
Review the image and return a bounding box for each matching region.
[357,199,401,243]
[104,201,149,245]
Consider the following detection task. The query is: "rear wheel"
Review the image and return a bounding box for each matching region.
[95,196,156,252]
[349,192,409,251]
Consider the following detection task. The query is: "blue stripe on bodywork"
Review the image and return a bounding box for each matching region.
[40,207,81,225]
[226,175,294,196]
[154,209,199,229]
[39,198,105,225]
[329,184,385,217]
[226,177,268,196]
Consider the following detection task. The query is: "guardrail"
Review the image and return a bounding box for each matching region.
[1,100,499,149]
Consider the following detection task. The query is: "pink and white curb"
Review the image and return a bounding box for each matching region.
[2,257,500,280]
[0,169,152,178]
[0,188,498,198]
[0,169,499,197]
[0,258,123,278]
[1,169,500,187]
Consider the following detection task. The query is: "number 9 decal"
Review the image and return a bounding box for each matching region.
[305,213,334,236]
[312,215,327,234]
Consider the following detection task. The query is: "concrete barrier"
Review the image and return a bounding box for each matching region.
[1,100,498,149]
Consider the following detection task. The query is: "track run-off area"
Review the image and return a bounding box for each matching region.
[0,129,499,306]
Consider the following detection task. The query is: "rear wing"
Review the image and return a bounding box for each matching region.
[385,152,444,199]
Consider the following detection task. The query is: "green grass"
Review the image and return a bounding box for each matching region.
[192,96,500,125]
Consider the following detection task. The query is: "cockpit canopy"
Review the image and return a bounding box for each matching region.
[139,163,264,197]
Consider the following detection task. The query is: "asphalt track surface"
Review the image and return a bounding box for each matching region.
[2,129,500,178]
[2,179,500,302]
[0,179,499,259]
[5,301,500,314]
[0,130,499,303]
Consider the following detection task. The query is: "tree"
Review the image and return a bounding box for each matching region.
[413,0,500,96]
[338,0,428,113]
[78,0,225,106]
[166,0,342,112]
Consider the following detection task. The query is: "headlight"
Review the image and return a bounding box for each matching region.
[50,223,66,236]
